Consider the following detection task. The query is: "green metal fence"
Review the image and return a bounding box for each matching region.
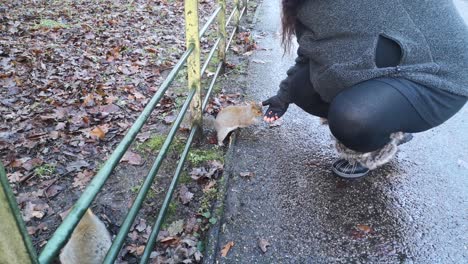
[0,0,250,263]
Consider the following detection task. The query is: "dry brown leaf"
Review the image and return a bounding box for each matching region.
[239,172,255,178]
[220,241,234,257]
[121,151,144,166]
[258,238,270,253]
[160,236,180,246]
[203,180,216,193]
[356,224,372,233]
[128,231,139,241]
[184,217,199,234]
[7,171,23,183]
[72,170,94,190]
[167,220,184,236]
[23,158,43,171]
[90,126,105,140]
[22,201,50,222]
[27,223,48,235]
[46,184,64,198]
[179,185,194,205]
[135,245,145,255]
[126,244,145,256]
[67,160,90,173]
[135,219,147,232]
[82,93,95,107]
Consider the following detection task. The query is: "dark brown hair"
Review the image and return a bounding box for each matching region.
[281,0,305,53]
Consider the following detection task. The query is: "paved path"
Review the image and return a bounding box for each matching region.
[212,1,468,263]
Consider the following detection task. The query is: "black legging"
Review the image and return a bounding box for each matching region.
[289,66,433,153]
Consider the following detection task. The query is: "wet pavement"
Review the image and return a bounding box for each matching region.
[209,1,468,263]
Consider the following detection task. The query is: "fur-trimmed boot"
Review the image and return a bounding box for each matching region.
[332,132,412,178]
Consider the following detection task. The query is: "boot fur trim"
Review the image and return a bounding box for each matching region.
[334,132,404,170]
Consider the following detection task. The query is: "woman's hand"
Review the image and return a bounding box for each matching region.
[262,95,289,123]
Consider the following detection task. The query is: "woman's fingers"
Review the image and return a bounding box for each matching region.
[263,115,279,123]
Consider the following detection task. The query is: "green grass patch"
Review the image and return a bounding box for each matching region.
[178,171,192,184]
[135,134,185,154]
[188,148,224,166]
[34,19,69,29]
[34,164,56,178]
[161,200,179,229]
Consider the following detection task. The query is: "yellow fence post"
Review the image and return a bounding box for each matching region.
[0,163,38,264]
[217,0,227,67]
[185,0,202,128]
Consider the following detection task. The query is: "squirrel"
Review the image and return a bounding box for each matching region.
[209,102,263,145]
[180,102,263,145]
[59,209,112,264]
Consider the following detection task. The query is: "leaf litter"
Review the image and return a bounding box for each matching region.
[1,0,260,262]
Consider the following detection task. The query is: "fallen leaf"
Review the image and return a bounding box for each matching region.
[258,239,270,253]
[356,224,373,233]
[252,59,266,64]
[67,160,90,173]
[27,223,47,235]
[7,171,23,183]
[243,51,254,56]
[22,158,43,171]
[239,172,255,178]
[156,230,170,242]
[181,237,197,247]
[203,180,216,192]
[135,246,146,255]
[167,219,184,236]
[46,184,64,198]
[100,104,120,113]
[184,217,199,234]
[220,241,234,257]
[135,219,147,232]
[160,236,180,246]
[179,185,194,205]
[190,167,209,180]
[121,151,143,166]
[90,126,106,140]
[136,131,152,142]
[72,170,94,190]
[128,231,139,241]
[126,244,145,256]
[163,114,176,125]
[22,201,50,222]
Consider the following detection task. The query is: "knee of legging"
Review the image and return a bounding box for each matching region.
[328,101,376,152]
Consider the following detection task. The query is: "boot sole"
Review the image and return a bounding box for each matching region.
[332,166,369,179]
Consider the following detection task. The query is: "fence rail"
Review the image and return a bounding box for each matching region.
[0,0,250,263]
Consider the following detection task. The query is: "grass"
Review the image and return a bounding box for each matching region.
[161,200,179,229]
[188,148,224,166]
[178,171,192,184]
[34,164,56,178]
[135,134,185,154]
[34,19,69,29]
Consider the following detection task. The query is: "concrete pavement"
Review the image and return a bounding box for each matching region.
[210,1,468,263]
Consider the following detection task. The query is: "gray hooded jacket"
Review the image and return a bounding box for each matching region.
[279,0,468,103]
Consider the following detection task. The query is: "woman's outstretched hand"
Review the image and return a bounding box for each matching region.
[262,95,289,123]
